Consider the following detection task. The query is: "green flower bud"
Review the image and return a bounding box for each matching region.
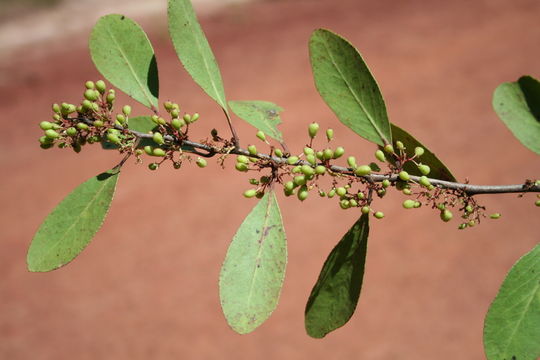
[256,131,266,142]
[327,189,336,198]
[382,179,390,188]
[153,148,166,157]
[316,151,324,160]
[84,89,99,101]
[291,166,302,173]
[347,156,357,169]
[336,187,347,197]
[338,199,350,210]
[303,147,314,156]
[191,113,200,123]
[396,141,405,150]
[243,189,257,198]
[106,91,115,104]
[237,155,249,164]
[284,181,295,191]
[248,145,257,156]
[414,147,425,157]
[384,144,394,154]
[163,101,173,111]
[315,165,326,175]
[76,122,89,131]
[45,129,60,139]
[414,201,421,208]
[107,133,121,144]
[355,165,371,176]
[403,199,416,209]
[85,81,95,89]
[293,175,307,186]
[235,162,248,172]
[287,156,299,165]
[153,132,165,145]
[297,185,309,201]
[333,146,345,159]
[419,176,431,187]
[274,149,283,157]
[323,148,334,160]
[116,114,126,125]
[93,120,103,128]
[375,149,386,162]
[301,165,315,176]
[95,80,106,94]
[39,121,53,130]
[52,114,61,121]
[196,157,207,168]
[440,209,453,222]
[326,128,334,142]
[467,220,476,227]
[418,164,431,176]
[52,103,61,114]
[66,127,77,137]
[490,213,501,219]
[361,206,371,214]
[374,211,384,219]
[398,171,410,181]
[349,199,358,207]
[170,108,180,118]
[122,105,131,116]
[306,154,316,165]
[308,122,319,138]
[183,114,192,123]
[171,118,182,130]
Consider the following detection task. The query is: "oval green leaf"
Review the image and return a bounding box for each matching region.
[90,14,159,109]
[168,0,227,112]
[27,169,120,272]
[484,243,540,360]
[309,29,391,146]
[493,75,540,155]
[219,191,287,334]
[386,124,456,181]
[305,213,369,338]
[229,100,284,143]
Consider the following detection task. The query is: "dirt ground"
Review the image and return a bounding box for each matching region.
[1,0,539,359]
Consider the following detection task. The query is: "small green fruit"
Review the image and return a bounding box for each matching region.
[274,149,283,157]
[398,171,410,181]
[287,156,299,165]
[106,91,115,104]
[323,148,334,160]
[304,154,315,165]
[347,156,357,169]
[413,201,421,208]
[382,179,390,188]
[458,223,467,230]
[316,151,324,160]
[440,209,453,222]
[45,129,60,139]
[235,162,248,172]
[489,213,501,219]
[39,136,53,145]
[66,127,77,137]
[418,164,431,176]
[361,206,370,214]
[284,181,295,191]
[336,187,347,197]
[535,200,540,207]
[39,121,53,130]
[243,189,257,198]
[148,163,159,171]
[256,131,266,142]
[333,146,345,159]
[355,165,371,176]
[326,128,334,141]
[153,148,166,157]
[339,199,350,210]
[396,141,405,150]
[196,157,207,168]
[52,103,61,114]
[183,114,192,123]
[293,175,307,186]
[237,155,249,164]
[107,133,121,144]
[419,176,431,187]
[375,149,386,162]
[191,113,200,123]
[308,122,319,138]
[75,122,88,130]
[84,89,99,101]
[153,132,165,145]
[327,189,336,198]
[144,146,153,155]
[315,165,326,175]
[349,199,358,207]
[301,165,315,176]
[303,147,314,156]
[171,118,182,130]
[122,105,131,116]
[374,211,384,219]
[135,149,144,156]
[465,205,473,213]
[414,147,425,157]
[292,166,302,173]
[383,144,394,153]
[95,80,106,94]
[403,199,416,209]
[297,185,309,201]
[171,108,180,118]
[248,145,257,156]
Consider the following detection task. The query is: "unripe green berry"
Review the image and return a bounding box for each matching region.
[361,206,370,214]
[144,145,154,155]
[357,191,365,200]
[301,165,315,176]
[235,162,248,172]
[374,211,384,219]
[106,133,121,144]
[436,203,446,210]
[120,105,131,116]
[465,205,473,213]
[323,148,334,160]
[171,108,180,118]
[339,199,350,210]
[326,128,334,142]
[66,127,77,137]
[163,101,173,111]
[171,118,182,130]
[467,220,475,227]
[384,144,394,153]
[355,165,371,176]
[377,189,386,196]
[75,123,88,131]
[535,200,540,207]
[52,103,61,114]
[237,155,249,164]
[153,132,165,145]
[382,179,391,188]
[292,166,302,173]
[256,131,266,142]
[396,141,405,150]
[297,185,309,201]
[39,136,53,145]
[316,151,324,160]
[418,164,431,176]
[106,91,115,104]
[403,199,416,209]
[243,189,258,198]
[414,147,425,157]
[336,187,347,197]
[490,213,501,219]
[116,114,126,125]
[414,201,421,208]
[419,176,431,187]
[287,156,299,165]
[52,114,61,121]
[183,114,191,123]
[315,165,326,175]
[303,147,314,156]
[85,80,95,89]
[95,80,106,94]
[308,122,319,138]
[333,146,345,159]
[84,89,99,101]
[135,149,144,156]
[319,190,326,197]
[274,149,283,157]
[458,223,467,230]
[248,145,257,156]
[284,181,295,191]
[375,149,386,162]
[39,121,53,130]
[398,171,410,181]
[153,148,166,157]
[191,113,200,123]
[349,199,358,207]
[249,178,259,185]
[440,209,453,222]
[306,154,316,165]
[196,157,207,168]
[44,129,59,139]
[347,156,357,169]
[293,175,307,186]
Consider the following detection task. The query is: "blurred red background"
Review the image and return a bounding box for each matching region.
[1,0,539,358]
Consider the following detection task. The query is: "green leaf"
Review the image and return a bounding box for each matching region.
[27,169,120,272]
[386,124,456,182]
[309,29,391,146]
[305,213,369,338]
[90,14,159,109]
[219,191,287,334]
[229,100,284,143]
[484,243,540,360]
[168,0,227,112]
[493,75,540,155]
